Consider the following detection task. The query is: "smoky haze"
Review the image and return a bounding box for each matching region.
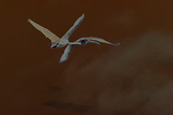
[62,32,173,115]
[1,0,173,115]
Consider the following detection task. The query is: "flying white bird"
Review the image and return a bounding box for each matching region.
[28,14,120,63]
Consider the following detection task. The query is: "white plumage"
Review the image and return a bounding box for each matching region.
[28,14,120,63]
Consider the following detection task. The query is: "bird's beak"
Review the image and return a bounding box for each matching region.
[49,44,54,49]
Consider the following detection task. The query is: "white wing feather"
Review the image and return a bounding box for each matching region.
[59,45,74,63]
[28,19,60,43]
[61,14,84,41]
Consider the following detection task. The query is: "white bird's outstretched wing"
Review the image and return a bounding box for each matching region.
[61,14,85,41]
[78,37,120,46]
[28,19,60,43]
[59,45,74,63]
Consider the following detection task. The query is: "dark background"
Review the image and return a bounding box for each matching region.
[1,0,173,115]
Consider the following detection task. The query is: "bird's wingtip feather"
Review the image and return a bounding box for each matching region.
[59,60,65,63]
[59,58,67,63]
[81,13,85,18]
[28,19,32,23]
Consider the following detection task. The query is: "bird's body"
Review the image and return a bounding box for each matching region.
[57,40,68,48]
[28,14,120,63]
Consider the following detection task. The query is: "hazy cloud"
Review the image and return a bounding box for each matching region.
[61,31,173,114]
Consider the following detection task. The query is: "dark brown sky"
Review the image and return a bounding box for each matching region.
[1,0,173,115]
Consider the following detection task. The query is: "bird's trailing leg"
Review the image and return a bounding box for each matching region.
[88,40,100,46]
[113,42,120,46]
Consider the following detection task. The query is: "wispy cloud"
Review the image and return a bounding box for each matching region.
[61,31,173,114]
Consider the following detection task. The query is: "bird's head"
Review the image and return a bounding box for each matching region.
[49,43,59,48]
